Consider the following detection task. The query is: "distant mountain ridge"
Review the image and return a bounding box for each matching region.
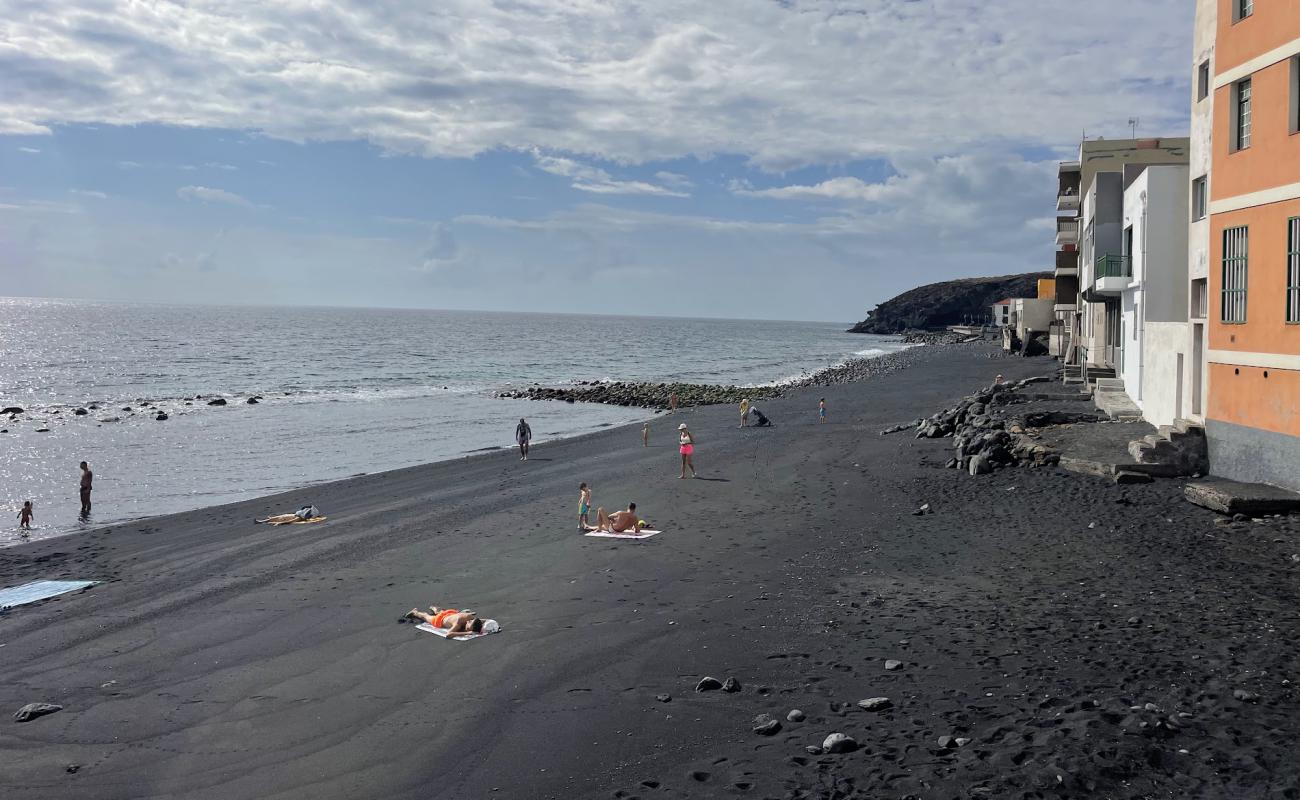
[848,272,1051,334]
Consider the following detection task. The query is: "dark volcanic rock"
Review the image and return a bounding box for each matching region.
[721,676,742,693]
[848,272,1050,334]
[207,398,227,406]
[752,714,782,736]
[14,702,63,722]
[2,407,23,415]
[858,697,892,711]
[695,676,723,692]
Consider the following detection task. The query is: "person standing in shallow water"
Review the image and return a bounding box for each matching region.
[79,461,93,517]
[677,423,697,479]
[515,418,532,461]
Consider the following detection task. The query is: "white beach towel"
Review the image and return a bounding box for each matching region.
[584,529,661,539]
[0,580,99,610]
[415,621,501,641]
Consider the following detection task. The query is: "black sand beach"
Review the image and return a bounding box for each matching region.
[3,344,1299,799]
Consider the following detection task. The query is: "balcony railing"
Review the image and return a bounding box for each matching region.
[1055,219,1079,245]
[1095,254,1132,279]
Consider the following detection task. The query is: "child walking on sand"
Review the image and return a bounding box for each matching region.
[578,483,592,532]
[818,398,826,423]
[642,423,649,446]
[18,500,33,530]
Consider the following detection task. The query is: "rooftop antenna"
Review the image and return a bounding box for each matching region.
[1128,117,1140,138]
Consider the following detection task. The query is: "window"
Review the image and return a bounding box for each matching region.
[1234,0,1253,22]
[1234,78,1252,151]
[1291,57,1300,135]
[1192,278,1208,319]
[1192,176,1208,221]
[1222,226,1248,324]
[1288,218,1300,323]
[1198,61,1210,101]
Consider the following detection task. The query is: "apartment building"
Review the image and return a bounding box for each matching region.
[1202,0,1300,490]
[1186,0,1218,423]
[1054,138,1190,372]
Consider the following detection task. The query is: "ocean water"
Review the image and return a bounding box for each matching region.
[0,297,909,544]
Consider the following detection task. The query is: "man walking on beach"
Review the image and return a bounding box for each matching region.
[79,461,93,517]
[515,418,532,461]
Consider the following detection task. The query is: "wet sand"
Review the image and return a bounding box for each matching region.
[3,343,1298,799]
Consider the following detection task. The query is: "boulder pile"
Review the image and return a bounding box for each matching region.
[905,376,1094,475]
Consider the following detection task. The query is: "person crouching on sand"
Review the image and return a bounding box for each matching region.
[578,482,592,532]
[404,606,485,637]
[678,423,696,478]
[18,500,33,530]
[587,503,645,534]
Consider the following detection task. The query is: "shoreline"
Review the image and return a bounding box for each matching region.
[3,340,929,548]
[6,343,1290,799]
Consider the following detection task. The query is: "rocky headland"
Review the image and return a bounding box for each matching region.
[849,272,1049,334]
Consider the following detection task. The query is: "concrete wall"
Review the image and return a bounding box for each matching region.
[1208,419,1300,492]
[1141,322,1191,426]
[1187,0,1216,423]
[1081,172,1125,365]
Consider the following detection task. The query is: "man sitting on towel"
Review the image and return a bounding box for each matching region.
[587,502,645,534]
[404,605,485,637]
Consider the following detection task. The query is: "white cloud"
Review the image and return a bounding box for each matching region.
[70,188,108,199]
[18,146,41,154]
[177,185,253,208]
[732,176,901,202]
[0,1,1191,169]
[533,153,688,197]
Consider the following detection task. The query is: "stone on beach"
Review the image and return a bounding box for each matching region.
[721,676,742,693]
[884,659,903,671]
[695,676,723,692]
[14,702,63,723]
[207,398,227,406]
[822,733,858,753]
[786,709,805,722]
[752,714,781,736]
[857,697,892,711]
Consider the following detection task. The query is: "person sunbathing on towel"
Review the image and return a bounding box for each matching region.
[404,606,485,637]
[587,502,645,534]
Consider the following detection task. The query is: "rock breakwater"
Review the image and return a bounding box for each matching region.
[497,346,937,410]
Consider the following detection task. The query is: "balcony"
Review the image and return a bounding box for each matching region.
[1090,255,1131,297]
[1055,249,1078,276]
[1056,188,1080,213]
[1054,274,1079,312]
[1055,218,1078,246]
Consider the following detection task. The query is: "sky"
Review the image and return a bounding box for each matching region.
[0,0,1193,322]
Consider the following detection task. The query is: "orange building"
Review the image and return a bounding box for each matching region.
[1204,0,1300,489]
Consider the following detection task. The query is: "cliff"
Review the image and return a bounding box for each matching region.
[848,272,1051,334]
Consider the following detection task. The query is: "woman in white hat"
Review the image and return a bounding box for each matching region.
[677,423,697,479]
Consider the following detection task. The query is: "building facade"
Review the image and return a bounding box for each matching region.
[1054,138,1191,371]
[1118,164,1191,426]
[1203,0,1300,490]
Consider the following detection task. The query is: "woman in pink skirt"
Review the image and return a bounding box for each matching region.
[677,423,697,479]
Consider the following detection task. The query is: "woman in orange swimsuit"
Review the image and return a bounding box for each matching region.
[404,606,485,637]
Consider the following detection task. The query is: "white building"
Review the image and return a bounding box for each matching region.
[991,300,1010,326]
[1117,164,1190,427]
[1010,297,1054,343]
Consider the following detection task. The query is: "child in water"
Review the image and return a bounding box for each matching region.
[18,500,33,530]
[578,483,592,532]
[818,398,826,423]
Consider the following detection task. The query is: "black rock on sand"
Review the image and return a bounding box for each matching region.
[1,343,1298,799]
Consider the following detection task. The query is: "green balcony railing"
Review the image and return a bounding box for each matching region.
[1095,254,1132,279]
